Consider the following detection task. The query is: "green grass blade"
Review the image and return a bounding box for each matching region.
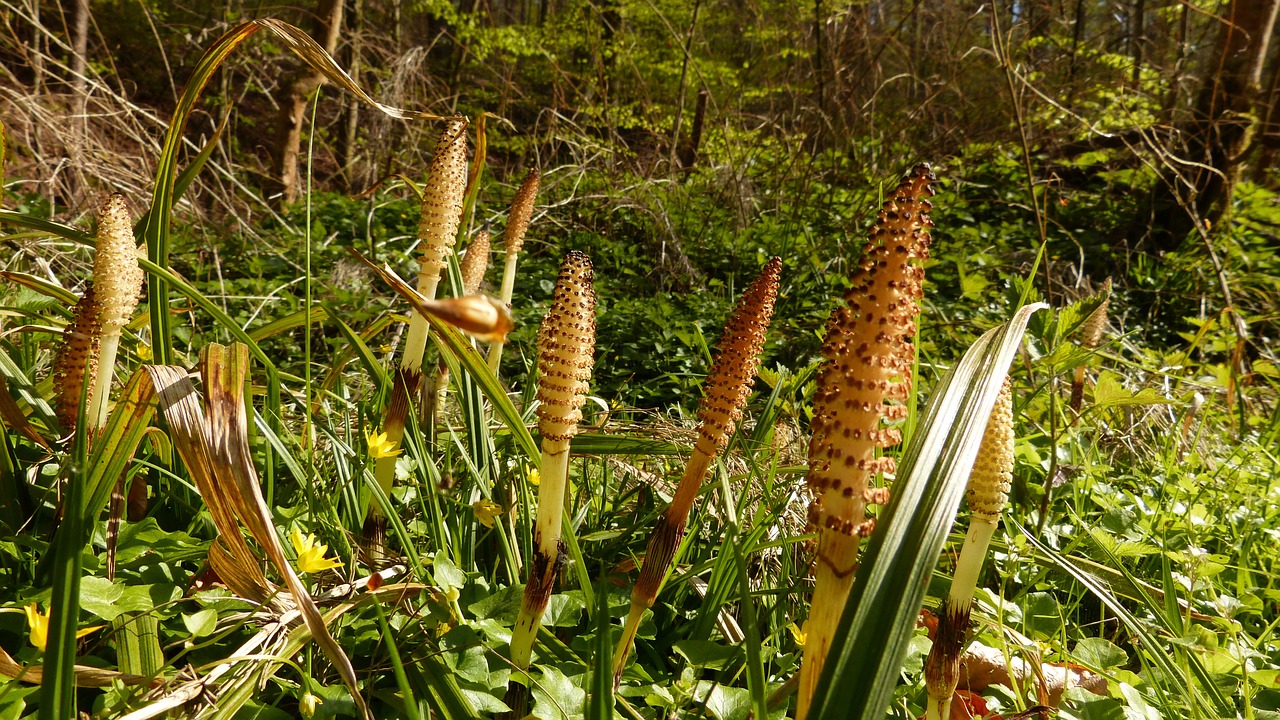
[81,370,160,526]
[809,303,1047,720]
[141,21,264,366]
[37,359,92,720]
[570,434,683,456]
[0,212,94,245]
[425,313,539,461]
[140,18,446,366]
[326,309,390,389]
[408,654,481,720]
[733,541,770,720]
[0,271,80,305]
[587,577,615,720]
[371,598,423,720]
[246,306,329,342]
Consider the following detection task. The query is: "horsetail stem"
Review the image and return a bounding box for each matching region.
[797,164,936,719]
[924,379,1014,720]
[87,193,144,432]
[364,117,469,549]
[488,168,541,376]
[509,251,596,675]
[51,283,101,430]
[612,256,781,687]
[1070,277,1111,416]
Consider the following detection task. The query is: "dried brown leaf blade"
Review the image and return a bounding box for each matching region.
[350,248,514,342]
[145,345,371,720]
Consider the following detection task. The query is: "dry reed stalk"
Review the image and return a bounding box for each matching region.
[86,193,145,432]
[924,379,1014,720]
[612,257,781,687]
[797,164,936,719]
[488,168,541,376]
[1070,277,1111,417]
[364,117,468,550]
[509,251,596,677]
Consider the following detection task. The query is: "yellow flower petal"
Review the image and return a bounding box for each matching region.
[24,603,47,651]
[290,528,343,574]
[526,467,540,487]
[788,622,807,647]
[366,430,401,459]
[473,499,503,528]
[21,604,101,652]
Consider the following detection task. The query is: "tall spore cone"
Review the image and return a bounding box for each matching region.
[488,168,541,375]
[924,379,1014,720]
[509,251,596,680]
[797,164,936,719]
[87,193,145,431]
[1070,277,1111,416]
[415,116,470,295]
[365,116,470,550]
[52,284,102,430]
[612,257,781,686]
[460,227,491,294]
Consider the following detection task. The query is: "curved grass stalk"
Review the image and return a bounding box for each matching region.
[924,379,1013,720]
[509,251,596,676]
[798,164,936,719]
[487,168,540,377]
[364,117,468,551]
[611,257,781,687]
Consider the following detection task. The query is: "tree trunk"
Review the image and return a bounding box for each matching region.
[337,0,363,192]
[270,0,345,206]
[1251,42,1280,184]
[1161,0,1191,124]
[1066,0,1087,85]
[1149,0,1280,248]
[814,0,826,116]
[668,0,702,171]
[70,0,89,92]
[678,88,708,170]
[1128,0,1145,87]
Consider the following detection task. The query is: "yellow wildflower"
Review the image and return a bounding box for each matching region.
[525,467,540,486]
[788,622,807,647]
[23,603,103,652]
[300,692,321,719]
[366,430,401,459]
[290,528,343,574]
[136,341,152,361]
[473,499,503,528]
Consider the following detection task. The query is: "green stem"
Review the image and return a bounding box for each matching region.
[487,252,519,375]
[510,445,571,669]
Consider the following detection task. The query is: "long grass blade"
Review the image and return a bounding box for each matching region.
[36,367,90,720]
